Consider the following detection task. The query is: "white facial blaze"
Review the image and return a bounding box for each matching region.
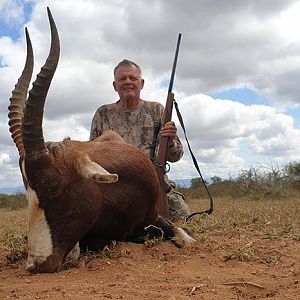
[27,187,53,264]
[25,177,53,267]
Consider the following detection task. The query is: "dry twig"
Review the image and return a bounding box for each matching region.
[222,281,264,289]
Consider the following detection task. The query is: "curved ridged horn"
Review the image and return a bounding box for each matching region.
[8,28,34,159]
[22,7,60,160]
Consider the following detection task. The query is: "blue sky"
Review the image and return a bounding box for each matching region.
[209,88,271,106]
[286,107,300,128]
[1,0,300,190]
[0,1,33,40]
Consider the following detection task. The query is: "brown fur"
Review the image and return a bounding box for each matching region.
[24,132,160,272]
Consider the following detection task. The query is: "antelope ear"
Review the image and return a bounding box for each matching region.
[75,153,118,183]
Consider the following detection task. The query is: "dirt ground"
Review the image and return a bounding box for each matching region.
[0,234,299,299]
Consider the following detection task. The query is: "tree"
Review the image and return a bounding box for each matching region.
[210,176,222,184]
[190,177,208,188]
[190,177,201,188]
[285,161,300,177]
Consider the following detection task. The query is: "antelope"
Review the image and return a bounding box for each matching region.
[7,8,195,273]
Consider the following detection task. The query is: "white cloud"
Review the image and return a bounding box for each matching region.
[0,0,25,26]
[43,116,90,141]
[0,150,22,188]
[2,0,300,188]
[0,153,9,164]
[169,94,300,179]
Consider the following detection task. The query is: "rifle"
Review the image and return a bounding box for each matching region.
[155,33,182,218]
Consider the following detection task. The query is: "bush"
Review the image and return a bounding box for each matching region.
[232,165,288,199]
[0,193,27,210]
[183,162,297,200]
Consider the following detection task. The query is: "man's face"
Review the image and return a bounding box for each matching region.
[113,65,144,102]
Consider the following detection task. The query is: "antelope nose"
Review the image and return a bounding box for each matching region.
[25,261,37,272]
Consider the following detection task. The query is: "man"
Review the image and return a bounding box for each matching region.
[90,59,190,220]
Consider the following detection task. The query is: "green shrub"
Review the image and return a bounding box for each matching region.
[0,193,27,210]
[182,162,299,200]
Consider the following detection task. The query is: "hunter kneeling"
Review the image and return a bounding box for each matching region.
[90,59,190,220]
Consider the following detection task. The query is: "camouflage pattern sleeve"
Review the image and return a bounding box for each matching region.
[89,110,102,141]
[166,135,183,162]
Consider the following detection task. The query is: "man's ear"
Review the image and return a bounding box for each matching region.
[113,81,117,91]
[141,79,145,89]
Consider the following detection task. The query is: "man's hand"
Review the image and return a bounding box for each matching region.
[160,121,177,142]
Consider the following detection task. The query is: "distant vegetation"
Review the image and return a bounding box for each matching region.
[0,193,27,210]
[179,161,300,200]
[1,161,300,210]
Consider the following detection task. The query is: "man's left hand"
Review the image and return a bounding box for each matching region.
[160,121,177,141]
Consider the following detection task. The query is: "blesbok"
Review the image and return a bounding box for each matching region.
[8,8,195,273]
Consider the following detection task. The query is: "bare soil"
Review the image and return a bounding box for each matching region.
[0,232,299,299]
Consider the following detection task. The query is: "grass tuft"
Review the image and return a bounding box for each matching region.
[3,226,28,263]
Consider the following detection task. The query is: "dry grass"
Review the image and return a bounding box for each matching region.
[0,194,299,267]
[0,193,27,210]
[0,209,27,264]
[183,196,300,264]
[185,196,300,238]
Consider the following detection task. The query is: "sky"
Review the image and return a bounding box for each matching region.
[1,0,300,189]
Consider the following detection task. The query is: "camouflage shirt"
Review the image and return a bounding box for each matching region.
[90,100,183,162]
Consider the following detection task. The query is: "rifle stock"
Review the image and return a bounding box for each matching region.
[155,92,174,217]
[155,34,181,218]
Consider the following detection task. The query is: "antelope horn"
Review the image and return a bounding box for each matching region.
[8,28,34,159]
[22,7,60,160]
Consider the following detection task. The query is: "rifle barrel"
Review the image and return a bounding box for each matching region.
[168,33,182,94]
